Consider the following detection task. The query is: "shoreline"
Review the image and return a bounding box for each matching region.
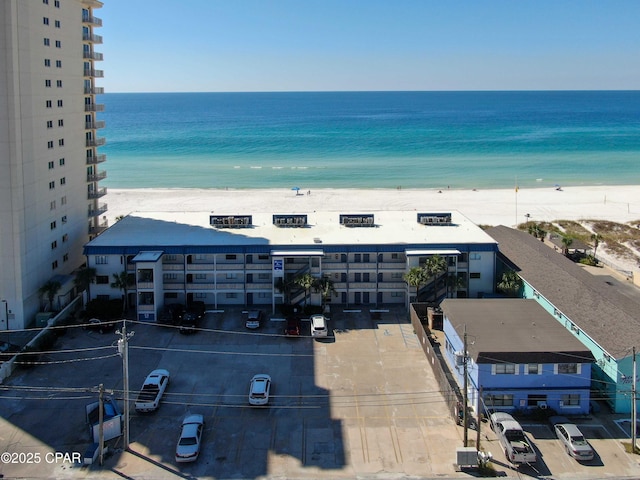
[105,184,640,228]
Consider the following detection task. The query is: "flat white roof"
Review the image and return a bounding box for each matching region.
[86,210,497,250]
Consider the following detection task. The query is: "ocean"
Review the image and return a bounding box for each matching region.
[99,91,640,190]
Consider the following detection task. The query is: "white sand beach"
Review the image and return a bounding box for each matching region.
[105,185,639,228]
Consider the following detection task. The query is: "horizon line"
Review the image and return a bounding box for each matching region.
[99,88,640,95]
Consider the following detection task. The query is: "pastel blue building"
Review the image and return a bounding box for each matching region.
[488,226,640,414]
[441,299,595,416]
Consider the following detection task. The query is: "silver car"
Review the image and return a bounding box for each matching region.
[550,416,594,461]
[175,414,204,463]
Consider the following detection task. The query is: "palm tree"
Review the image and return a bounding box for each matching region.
[404,267,427,302]
[446,273,467,298]
[497,271,523,297]
[38,280,61,311]
[274,277,292,305]
[74,267,96,300]
[313,276,336,309]
[111,271,133,313]
[561,235,574,256]
[294,272,316,308]
[591,233,603,258]
[424,254,448,302]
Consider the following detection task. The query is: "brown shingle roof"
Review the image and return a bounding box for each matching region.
[487,226,640,359]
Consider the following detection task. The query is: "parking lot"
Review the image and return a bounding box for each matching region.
[1,306,640,479]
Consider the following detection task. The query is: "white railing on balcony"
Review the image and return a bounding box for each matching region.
[82,14,103,26]
[162,264,184,271]
[88,187,107,199]
[85,137,106,147]
[85,120,106,129]
[87,203,107,217]
[84,86,105,95]
[84,103,105,112]
[83,69,104,78]
[83,51,104,61]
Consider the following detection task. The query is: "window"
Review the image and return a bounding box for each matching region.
[60,195,66,205]
[47,120,53,128]
[47,141,54,149]
[258,273,269,280]
[44,38,50,46]
[163,273,178,281]
[469,272,481,279]
[48,161,54,169]
[54,0,60,7]
[95,255,108,265]
[56,80,62,88]
[44,59,51,67]
[469,253,481,260]
[484,394,513,407]
[494,363,516,375]
[55,40,61,48]
[62,233,68,242]
[226,293,238,299]
[58,139,64,146]
[258,254,269,260]
[43,17,49,25]
[55,60,62,68]
[59,158,65,166]
[63,253,68,262]
[95,275,109,284]
[51,241,57,249]
[45,79,52,88]
[43,0,49,4]
[225,273,236,279]
[391,253,399,259]
[58,119,63,127]
[557,363,578,374]
[50,221,56,230]
[561,394,580,406]
[57,99,63,107]
[52,260,58,270]
[50,200,56,210]
[54,20,60,28]
[61,215,67,223]
[49,181,55,189]
[195,273,207,280]
[526,364,540,375]
[225,254,237,260]
[46,100,52,108]
[527,394,547,407]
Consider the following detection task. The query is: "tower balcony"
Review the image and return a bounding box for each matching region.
[84,103,105,112]
[83,68,104,78]
[87,171,107,182]
[88,188,107,200]
[82,33,103,44]
[88,219,108,235]
[82,14,103,26]
[88,204,108,218]
[85,120,106,130]
[85,137,106,147]
[86,154,106,165]
[84,86,104,94]
[83,51,104,61]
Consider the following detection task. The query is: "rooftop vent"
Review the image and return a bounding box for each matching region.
[210,215,252,228]
[417,213,452,225]
[273,214,308,227]
[340,214,375,227]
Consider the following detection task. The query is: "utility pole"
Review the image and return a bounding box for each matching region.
[633,347,637,453]
[98,383,104,466]
[476,385,482,450]
[463,325,469,447]
[117,320,134,450]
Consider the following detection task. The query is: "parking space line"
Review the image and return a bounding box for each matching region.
[302,417,307,465]
[389,424,402,464]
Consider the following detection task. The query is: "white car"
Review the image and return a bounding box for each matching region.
[245,310,264,329]
[310,314,328,337]
[550,416,594,461]
[249,374,272,406]
[175,414,204,463]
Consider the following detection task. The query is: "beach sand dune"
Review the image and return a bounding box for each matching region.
[106,185,640,228]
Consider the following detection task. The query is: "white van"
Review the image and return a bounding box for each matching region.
[310,314,328,338]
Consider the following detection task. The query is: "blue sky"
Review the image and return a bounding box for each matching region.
[98,0,640,92]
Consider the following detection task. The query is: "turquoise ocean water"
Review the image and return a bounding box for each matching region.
[99,91,640,190]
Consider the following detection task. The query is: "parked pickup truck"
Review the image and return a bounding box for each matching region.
[489,412,537,465]
[135,369,170,413]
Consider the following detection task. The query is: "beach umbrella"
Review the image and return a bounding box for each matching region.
[291,187,300,193]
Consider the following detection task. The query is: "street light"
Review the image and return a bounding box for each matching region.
[525,213,531,226]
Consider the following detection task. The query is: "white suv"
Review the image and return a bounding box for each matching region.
[310,314,328,337]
